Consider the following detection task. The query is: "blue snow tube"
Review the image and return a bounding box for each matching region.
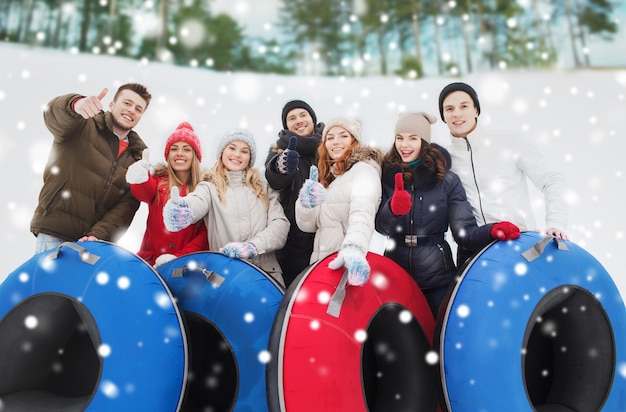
[157,252,284,412]
[438,232,626,411]
[0,241,187,412]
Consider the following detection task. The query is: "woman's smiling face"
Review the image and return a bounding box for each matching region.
[221,140,251,171]
[395,132,422,163]
[324,126,354,160]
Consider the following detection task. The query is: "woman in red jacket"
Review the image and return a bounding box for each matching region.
[126,122,209,266]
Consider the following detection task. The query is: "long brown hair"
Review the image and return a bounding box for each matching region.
[382,139,447,183]
[316,138,360,187]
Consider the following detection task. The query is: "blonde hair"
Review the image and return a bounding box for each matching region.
[207,161,269,210]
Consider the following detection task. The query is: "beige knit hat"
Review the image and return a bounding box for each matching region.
[394,112,437,143]
[323,117,362,143]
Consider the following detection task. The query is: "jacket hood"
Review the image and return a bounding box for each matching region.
[346,145,384,171]
[152,163,168,177]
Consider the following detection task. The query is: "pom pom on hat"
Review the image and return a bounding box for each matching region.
[216,128,257,166]
[282,100,317,129]
[323,117,362,143]
[438,82,481,122]
[394,112,437,144]
[164,122,202,161]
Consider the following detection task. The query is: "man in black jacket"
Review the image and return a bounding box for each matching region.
[264,100,324,286]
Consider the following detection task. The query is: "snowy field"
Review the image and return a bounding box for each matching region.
[0,43,624,301]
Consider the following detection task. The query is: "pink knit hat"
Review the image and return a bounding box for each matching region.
[164,122,202,161]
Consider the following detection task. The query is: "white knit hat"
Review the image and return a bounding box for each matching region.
[322,117,362,143]
[216,128,257,166]
[394,112,437,144]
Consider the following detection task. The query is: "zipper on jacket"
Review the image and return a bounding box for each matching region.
[96,159,118,207]
[437,244,449,271]
[465,138,487,224]
[407,184,417,274]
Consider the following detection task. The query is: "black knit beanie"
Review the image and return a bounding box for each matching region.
[281,100,317,129]
[438,82,481,122]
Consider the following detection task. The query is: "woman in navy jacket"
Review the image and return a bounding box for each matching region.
[375,112,519,317]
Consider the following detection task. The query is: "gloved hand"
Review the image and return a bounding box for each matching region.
[163,186,194,232]
[126,148,151,184]
[220,242,258,259]
[154,253,177,267]
[275,136,299,175]
[390,173,411,215]
[328,245,370,286]
[298,165,327,208]
[490,221,521,241]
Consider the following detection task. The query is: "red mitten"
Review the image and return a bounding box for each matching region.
[490,221,521,240]
[390,173,412,216]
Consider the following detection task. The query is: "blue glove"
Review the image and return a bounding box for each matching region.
[220,242,258,259]
[163,186,194,232]
[328,245,370,286]
[276,136,299,175]
[298,165,327,208]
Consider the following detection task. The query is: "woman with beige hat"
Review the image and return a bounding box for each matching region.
[375,111,520,317]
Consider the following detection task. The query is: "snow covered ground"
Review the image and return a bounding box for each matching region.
[0,43,624,301]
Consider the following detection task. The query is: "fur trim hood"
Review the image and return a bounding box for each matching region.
[344,145,384,173]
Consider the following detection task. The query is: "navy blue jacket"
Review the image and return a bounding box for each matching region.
[375,148,493,290]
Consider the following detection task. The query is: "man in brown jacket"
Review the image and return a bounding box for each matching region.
[31,83,151,253]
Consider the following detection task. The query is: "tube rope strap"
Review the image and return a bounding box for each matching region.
[521,235,569,262]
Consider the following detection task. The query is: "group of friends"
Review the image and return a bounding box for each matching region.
[29,81,569,317]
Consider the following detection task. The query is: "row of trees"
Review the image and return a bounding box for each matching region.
[0,0,619,77]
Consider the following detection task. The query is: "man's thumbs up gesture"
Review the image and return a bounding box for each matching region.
[74,88,108,119]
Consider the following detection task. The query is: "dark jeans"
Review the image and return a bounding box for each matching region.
[422,286,449,319]
[275,237,314,287]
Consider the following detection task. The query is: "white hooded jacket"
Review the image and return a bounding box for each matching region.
[448,123,568,232]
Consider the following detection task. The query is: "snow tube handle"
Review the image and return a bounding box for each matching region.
[521,234,569,262]
[45,242,101,265]
[327,270,349,318]
[172,265,225,288]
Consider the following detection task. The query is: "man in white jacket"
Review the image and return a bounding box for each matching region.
[438,82,569,262]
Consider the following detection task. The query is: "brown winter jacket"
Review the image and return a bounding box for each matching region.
[30,93,147,242]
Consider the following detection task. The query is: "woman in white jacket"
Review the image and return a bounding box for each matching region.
[296,117,383,287]
[163,128,289,286]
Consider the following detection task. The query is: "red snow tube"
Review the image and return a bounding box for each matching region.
[267,252,438,411]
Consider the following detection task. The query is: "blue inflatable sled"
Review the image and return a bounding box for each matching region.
[156,251,284,412]
[0,241,187,411]
[438,232,626,411]
[0,244,284,412]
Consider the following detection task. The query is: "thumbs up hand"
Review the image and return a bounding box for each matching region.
[390,173,412,216]
[74,88,108,119]
[298,165,327,208]
[275,135,299,175]
[126,148,151,184]
[163,186,194,232]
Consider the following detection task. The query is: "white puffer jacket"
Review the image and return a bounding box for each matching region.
[296,146,383,263]
[448,123,568,232]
